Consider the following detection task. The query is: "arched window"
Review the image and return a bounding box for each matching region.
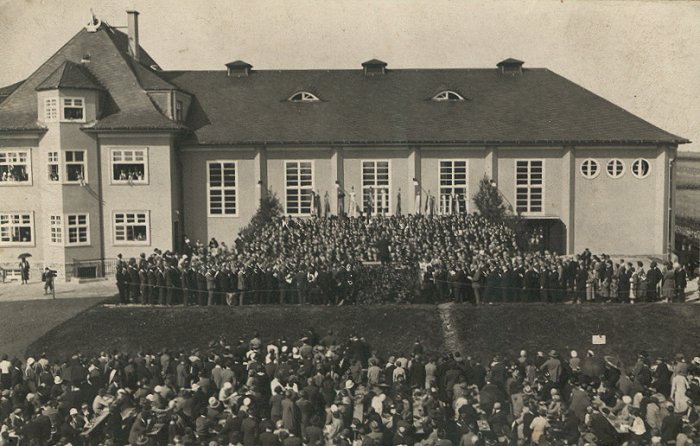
[432,90,464,102]
[580,159,600,179]
[288,91,320,102]
[631,158,651,179]
[606,159,625,179]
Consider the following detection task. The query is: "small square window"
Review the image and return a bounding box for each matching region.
[62,98,85,121]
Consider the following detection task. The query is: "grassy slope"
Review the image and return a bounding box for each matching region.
[27,305,445,360]
[26,302,700,365]
[0,297,106,359]
[451,303,700,364]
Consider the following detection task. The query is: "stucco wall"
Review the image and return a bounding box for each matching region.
[180,148,258,245]
[573,146,666,255]
[99,135,175,260]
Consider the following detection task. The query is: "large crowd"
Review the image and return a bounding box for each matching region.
[1,331,699,446]
[114,214,692,306]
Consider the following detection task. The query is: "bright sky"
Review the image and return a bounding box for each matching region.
[0,0,698,151]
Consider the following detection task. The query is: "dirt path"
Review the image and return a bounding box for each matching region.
[437,302,461,353]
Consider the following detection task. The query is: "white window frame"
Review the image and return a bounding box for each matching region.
[65,213,90,246]
[49,215,63,245]
[48,151,60,182]
[284,161,315,216]
[288,91,320,102]
[514,159,545,216]
[361,160,391,216]
[113,211,150,246]
[0,149,32,186]
[64,150,87,184]
[432,90,464,102]
[438,160,468,214]
[109,148,149,185]
[207,160,238,217]
[606,158,625,179]
[631,158,651,179]
[0,212,34,246]
[44,97,58,122]
[580,158,600,180]
[61,97,86,122]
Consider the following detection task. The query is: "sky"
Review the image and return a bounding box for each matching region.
[0,0,698,151]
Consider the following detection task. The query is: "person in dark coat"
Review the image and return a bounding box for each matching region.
[539,266,549,303]
[129,265,140,303]
[589,410,619,446]
[180,265,191,306]
[116,267,128,304]
[241,412,259,446]
[646,261,662,301]
[196,268,207,306]
[147,266,158,304]
[524,265,539,302]
[139,266,149,305]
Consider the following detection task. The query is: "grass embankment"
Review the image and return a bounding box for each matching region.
[0,297,107,359]
[27,305,445,359]
[26,302,700,366]
[450,303,700,364]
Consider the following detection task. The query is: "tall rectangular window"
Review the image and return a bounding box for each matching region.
[362,160,390,216]
[48,151,60,182]
[0,213,33,245]
[66,214,90,246]
[515,160,544,214]
[285,161,313,215]
[208,161,237,216]
[44,98,58,122]
[439,160,468,214]
[49,215,62,245]
[111,148,147,183]
[114,212,149,245]
[62,98,84,121]
[0,150,31,184]
[65,150,86,183]
[175,100,183,121]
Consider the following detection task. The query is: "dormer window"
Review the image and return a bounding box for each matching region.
[288,91,320,102]
[63,98,85,121]
[432,91,464,102]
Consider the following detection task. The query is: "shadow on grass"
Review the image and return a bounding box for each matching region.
[27,304,444,360]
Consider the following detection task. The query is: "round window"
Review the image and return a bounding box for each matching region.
[631,158,650,179]
[580,159,600,179]
[606,159,625,179]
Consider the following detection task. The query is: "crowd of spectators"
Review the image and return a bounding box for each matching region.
[114,214,692,306]
[1,331,699,446]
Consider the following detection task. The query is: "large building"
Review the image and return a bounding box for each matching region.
[0,12,689,279]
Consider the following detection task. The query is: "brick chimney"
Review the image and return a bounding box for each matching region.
[126,10,140,62]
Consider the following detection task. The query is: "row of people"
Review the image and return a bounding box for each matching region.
[1,332,699,445]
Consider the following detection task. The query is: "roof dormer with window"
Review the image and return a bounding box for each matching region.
[432,90,465,102]
[288,91,321,102]
[35,60,104,124]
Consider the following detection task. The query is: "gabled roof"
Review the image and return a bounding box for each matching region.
[0,80,23,105]
[35,61,104,91]
[126,58,180,91]
[0,23,182,132]
[159,68,688,146]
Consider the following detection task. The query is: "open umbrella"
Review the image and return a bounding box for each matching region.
[18,253,32,259]
[604,355,626,373]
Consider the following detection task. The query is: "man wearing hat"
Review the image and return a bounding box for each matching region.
[540,350,562,386]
